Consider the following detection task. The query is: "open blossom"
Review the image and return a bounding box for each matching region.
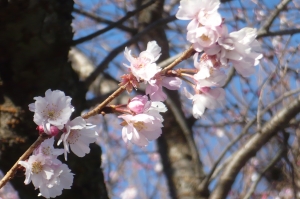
[184,87,225,118]
[146,73,182,101]
[176,0,222,27]
[124,41,161,81]
[205,27,263,76]
[187,26,220,52]
[19,153,73,198]
[119,114,163,147]
[58,116,98,160]
[33,137,64,165]
[193,53,226,87]
[119,98,167,147]
[28,89,74,135]
[38,164,73,199]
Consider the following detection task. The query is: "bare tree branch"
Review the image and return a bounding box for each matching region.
[72,0,156,45]
[73,8,136,33]
[257,0,292,37]
[210,94,300,199]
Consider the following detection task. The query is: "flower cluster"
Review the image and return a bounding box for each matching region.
[19,137,73,198]
[122,41,182,101]
[19,89,98,198]
[175,0,262,118]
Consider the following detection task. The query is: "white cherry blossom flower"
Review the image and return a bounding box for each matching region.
[33,137,64,165]
[38,163,73,199]
[188,26,219,52]
[19,139,74,198]
[146,73,182,101]
[28,89,74,134]
[176,0,222,27]
[58,116,98,160]
[124,41,161,81]
[184,87,225,118]
[193,53,227,87]
[19,154,51,186]
[205,27,263,76]
[119,113,163,147]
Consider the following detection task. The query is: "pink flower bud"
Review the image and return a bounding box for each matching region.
[127,95,148,114]
[37,125,44,134]
[200,87,211,93]
[49,126,60,136]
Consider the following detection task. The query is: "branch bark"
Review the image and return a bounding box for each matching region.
[210,95,300,199]
[0,1,108,198]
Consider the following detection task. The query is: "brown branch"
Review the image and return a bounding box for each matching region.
[257,0,292,37]
[210,94,300,199]
[257,28,300,38]
[161,45,195,74]
[73,8,136,33]
[0,133,50,189]
[243,148,285,199]
[72,0,156,45]
[82,83,128,119]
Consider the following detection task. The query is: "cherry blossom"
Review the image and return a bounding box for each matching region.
[193,53,227,87]
[119,113,163,147]
[33,137,64,165]
[184,87,225,118]
[119,99,166,146]
[187,26,220,52]
[28,89,74,135]
[58,116,98,160]
[124,41,161,81]
[146,73,182,101]
[176,0,222,27]
[205,27,263,76]
[19,137,74,198]
[38,164,73,199]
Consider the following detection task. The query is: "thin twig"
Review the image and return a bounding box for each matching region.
[257,0,292,37]
[243,148,285,199]
[161,46,195,73]
[82,83,128,119]
[210,94,300,199]
[72,0,156,45]
[199,88,300,191]
[257,28,300,38]
[73,8,135,33]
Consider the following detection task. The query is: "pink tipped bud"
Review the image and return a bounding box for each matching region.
[200,87,211,93]
[127,95,148,114]
[49,126,60,136]
[37,125,44,134]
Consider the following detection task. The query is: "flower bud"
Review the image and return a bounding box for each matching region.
[127,95,148,114]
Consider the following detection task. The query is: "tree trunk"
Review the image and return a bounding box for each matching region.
[0,0,108,198]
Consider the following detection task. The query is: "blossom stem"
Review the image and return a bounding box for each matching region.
[161,45,195,74]
[82,83,128,119]
[0,133,50,189]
